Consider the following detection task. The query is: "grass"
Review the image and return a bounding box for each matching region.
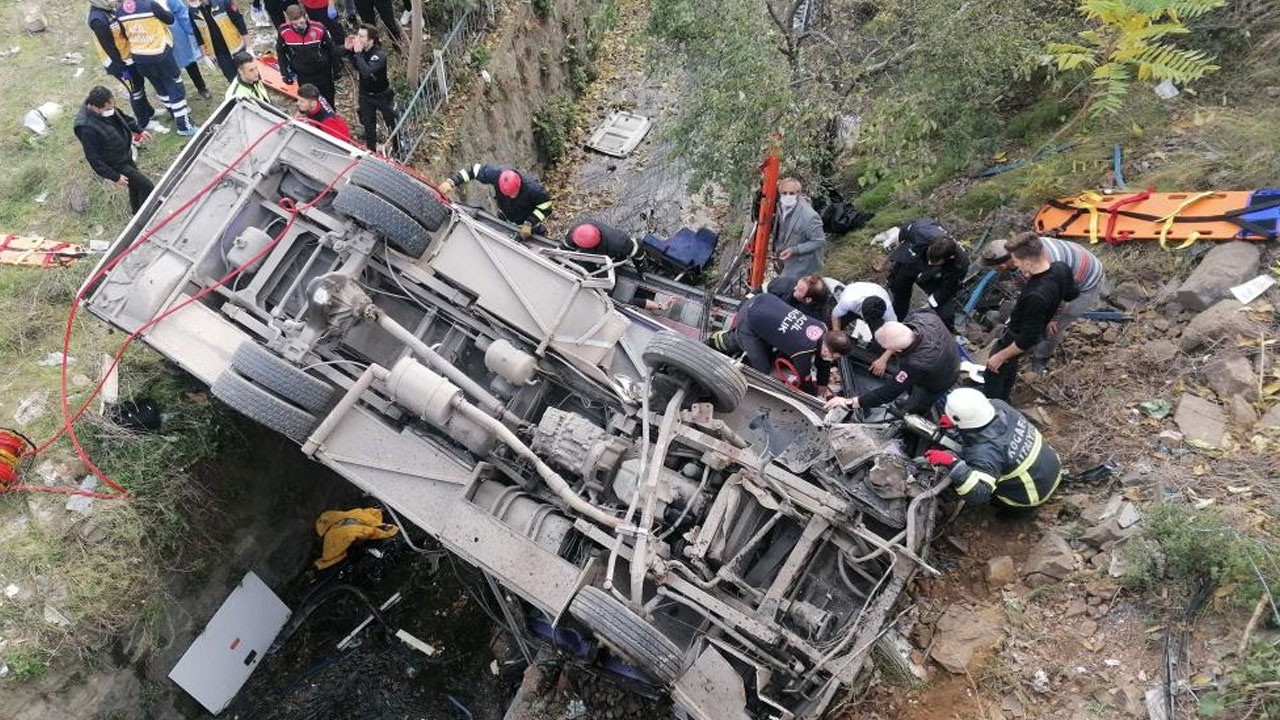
[1120,504,1279,611]
[0,0,236,685]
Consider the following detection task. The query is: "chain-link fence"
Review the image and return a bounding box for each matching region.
[388,0,495,162]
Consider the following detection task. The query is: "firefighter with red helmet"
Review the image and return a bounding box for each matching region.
[438,164,553,238]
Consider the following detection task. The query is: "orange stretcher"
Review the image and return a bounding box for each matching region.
[1033,188,1280,250]
[255,55,300,101]
[0,234,87,267]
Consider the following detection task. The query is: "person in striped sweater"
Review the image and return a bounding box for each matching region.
[979,234,1107,374]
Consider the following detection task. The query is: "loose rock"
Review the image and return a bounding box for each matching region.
[1116,502,1142,529]
[1175,242,1261,312]
[986,556,1016,588]
[1110,281,1149,310]
[1024,532,1077,581]
[1180,299,1263,352]
[1206,353,1259,402]
[1257,402,1280,430]
[1082,518,1133,549]
[1173,394,1228,448]
[929,604,1005,674]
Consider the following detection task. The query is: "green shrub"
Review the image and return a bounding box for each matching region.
[1121,504,1279,609]
[532,96,577,165]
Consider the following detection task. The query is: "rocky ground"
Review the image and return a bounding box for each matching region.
[833,238,1280,720]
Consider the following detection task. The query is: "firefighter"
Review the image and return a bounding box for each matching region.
[885,218,967,331]
[186,0,249,82]
[707,292,852,397]
[297,82,354,143]
[983,233,1079,401]
[766,274,830,321]
[115,0,198,135]
[563,220,641,263]
[979,235,1108,375]
[276,3,342,106]
[87,0,159,132]
[823,311,958,415]
[923,388,1063,512]
[438,164,553,238]
[344,25,398,154]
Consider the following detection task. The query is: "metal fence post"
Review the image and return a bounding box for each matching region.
[433,49,448,105]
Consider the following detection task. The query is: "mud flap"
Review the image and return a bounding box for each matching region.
[670,646,752,720]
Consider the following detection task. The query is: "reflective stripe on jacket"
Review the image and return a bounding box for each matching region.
[89,8,133,69]
[190,1,246,57]
[949,400,1062,507]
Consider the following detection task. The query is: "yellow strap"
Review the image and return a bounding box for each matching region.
[997,432,1044,504]
[1075,191,1108,245]
[996,471,1062,508]
[1156,192,1214,251]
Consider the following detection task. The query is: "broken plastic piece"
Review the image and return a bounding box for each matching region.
[1230,274,1276,305]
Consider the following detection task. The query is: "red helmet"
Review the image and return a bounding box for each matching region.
[497,169,521,198]
[570,224,602,249]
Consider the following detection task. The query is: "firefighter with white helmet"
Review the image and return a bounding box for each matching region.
[923,387,1063,511]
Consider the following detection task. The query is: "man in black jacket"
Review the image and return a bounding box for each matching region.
[886,218,968,331]
[984,233,1078,400]
[707,293,852,397]
[438,164,554,238]
[74,86,154,213]
[924,387,1063,512]
[277,3,341,106]
[823,310,958,415]
[344,24,398,154]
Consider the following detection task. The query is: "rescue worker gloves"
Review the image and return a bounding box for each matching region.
[519,221,533,239]
[937,414,956,429]
[437,179,453,195]
[924,449,957,467]
[943,387,996,429]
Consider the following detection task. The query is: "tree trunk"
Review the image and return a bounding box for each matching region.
[407,0,424,88]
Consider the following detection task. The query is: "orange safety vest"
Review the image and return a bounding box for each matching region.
[191,3,245,57]
[91,14,133,68]
[116,0,173,57]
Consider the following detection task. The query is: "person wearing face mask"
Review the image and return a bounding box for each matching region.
[772,177,827,279]
[74,85,155,213]
[276,3,342,106]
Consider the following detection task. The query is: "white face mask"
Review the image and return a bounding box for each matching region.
[100,108,116,117]
[779,193,798,211]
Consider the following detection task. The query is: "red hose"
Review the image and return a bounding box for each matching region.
[4,119,360,499]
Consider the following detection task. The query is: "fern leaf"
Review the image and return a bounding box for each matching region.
[1137,43,1218,82]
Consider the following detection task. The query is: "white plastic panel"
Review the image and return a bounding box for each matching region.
[168,572,290,715]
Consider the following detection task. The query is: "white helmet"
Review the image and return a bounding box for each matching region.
[944,387,996,429]
[874,322,915,352]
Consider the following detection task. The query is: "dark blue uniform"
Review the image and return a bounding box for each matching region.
[564,220,640,262]
[709,293,831,391]
[947,399,1062,508]
[449,164,554,232]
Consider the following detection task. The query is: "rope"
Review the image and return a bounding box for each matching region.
[3,116,359,499]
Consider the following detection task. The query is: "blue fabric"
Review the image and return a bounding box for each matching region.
[1239,188,1280,239]
[641,226,718,272]
[167,0,201,68]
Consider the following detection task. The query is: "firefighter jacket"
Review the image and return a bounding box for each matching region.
[734,293,832,388]
[88,6,132,74]
[449,164,553,227]
[189,0,247,58]
[563,221,640,262]
[276,19,339,80]
[947,399,1062,507]
[857,309,958,409]
[116,0,175,59]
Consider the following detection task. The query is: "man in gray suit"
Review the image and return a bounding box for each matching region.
[773,177,827,279]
